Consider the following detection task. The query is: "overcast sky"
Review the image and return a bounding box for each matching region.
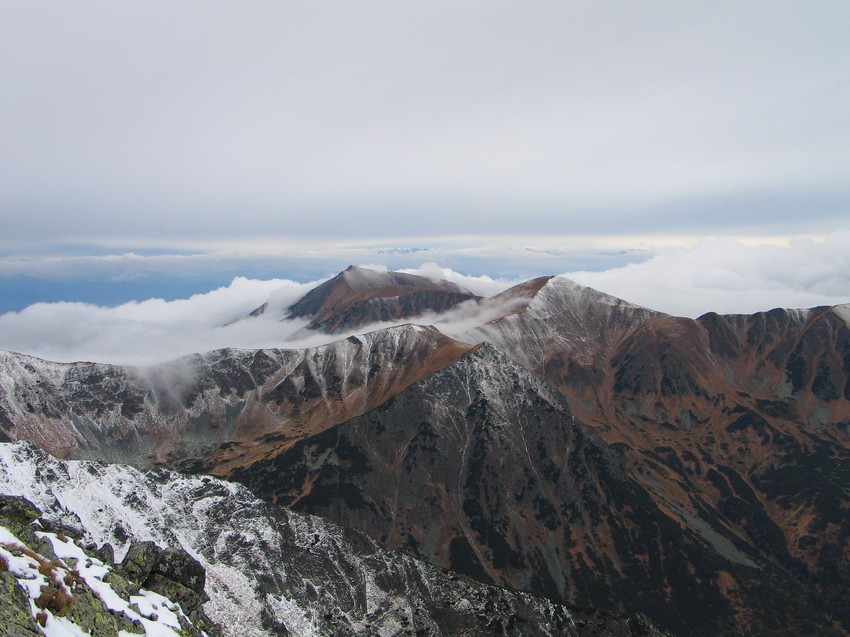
[1,1,849,349]
[1,0,848,249]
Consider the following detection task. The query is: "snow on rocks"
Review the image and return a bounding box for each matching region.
[0,516,211,637]
[0,441,665,637]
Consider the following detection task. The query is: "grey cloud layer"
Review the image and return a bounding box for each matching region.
[1,1,849,246]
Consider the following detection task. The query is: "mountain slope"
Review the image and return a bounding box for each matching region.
[229,343,839,636]
[1,493,220,637]
[0,441,667,637]
[464,276,850,633]
[4,269,850,635]
[0,325,474,474]
[256,265,480,333]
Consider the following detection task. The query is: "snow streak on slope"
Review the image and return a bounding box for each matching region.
[833,304,850,328]
[464,275,656,371]
[0,325,474,467]
[0,442,661,637]
[1,443,270,636]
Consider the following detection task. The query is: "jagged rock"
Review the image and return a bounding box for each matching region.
[120,540,162,593]
[146,572,204,613]
[0,494,41,537]
[0,495,220,636]
[153,546,206,594]
[116,541,212,627]
[0,442,670,637]
[94,541,115,565]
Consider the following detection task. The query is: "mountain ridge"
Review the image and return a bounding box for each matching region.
[0,324,477,471]
[2,266,850,635]
[0,441,669,637]
[229,335,842,635]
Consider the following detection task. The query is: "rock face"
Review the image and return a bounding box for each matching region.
[281,265,481,332]
[120,541,209,616]
[0,442,667,637]
[231,343,842,636]
[0,493,220,637]
[3,267,850,635]
[464,276,850,634]
[0,325,474,474]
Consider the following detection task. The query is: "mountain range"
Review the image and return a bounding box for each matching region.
[2,265,849,636]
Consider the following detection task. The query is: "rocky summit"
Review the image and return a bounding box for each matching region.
[1,266,849,636]
[249,265,480,333]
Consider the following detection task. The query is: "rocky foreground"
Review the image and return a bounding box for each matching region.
[1,494,218,636]
[0,442,667,637]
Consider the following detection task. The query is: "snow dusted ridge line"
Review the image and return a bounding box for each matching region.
[2,261,850,364]
[0,442,666,637]
[0,323,474,465]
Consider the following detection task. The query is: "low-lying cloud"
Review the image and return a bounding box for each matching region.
[0,277,322,365]
[565,235,850,317]
[399,263,520,298]
[0,265,520,365]
[1,240,848,366]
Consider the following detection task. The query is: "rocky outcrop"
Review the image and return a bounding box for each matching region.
[0,493,220,636]
[120,541,209,618]
[0,442,670,637]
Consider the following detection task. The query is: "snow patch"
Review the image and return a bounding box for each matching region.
[1,522,203,637]
[832,304,850,327]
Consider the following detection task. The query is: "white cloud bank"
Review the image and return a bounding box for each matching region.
[1,242,849,365]
[0,265,519,365]
[0,277,322,366]
[398,263,520,298]
[565,236,850,317]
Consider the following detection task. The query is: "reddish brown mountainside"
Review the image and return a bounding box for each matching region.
[255,265,480,332]
[470,276,850,633]
[232,343,838,636]
[3,268,850,635]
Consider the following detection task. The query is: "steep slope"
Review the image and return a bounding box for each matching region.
[5,270,850,635]
[696,304,850,432]
[0,325,475,474]
[1,494,220,637]
[465,277,850,633]
[255,265,480,333]
[0,442,667,637]
[230,343,838,636]
[465,276,659,421]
